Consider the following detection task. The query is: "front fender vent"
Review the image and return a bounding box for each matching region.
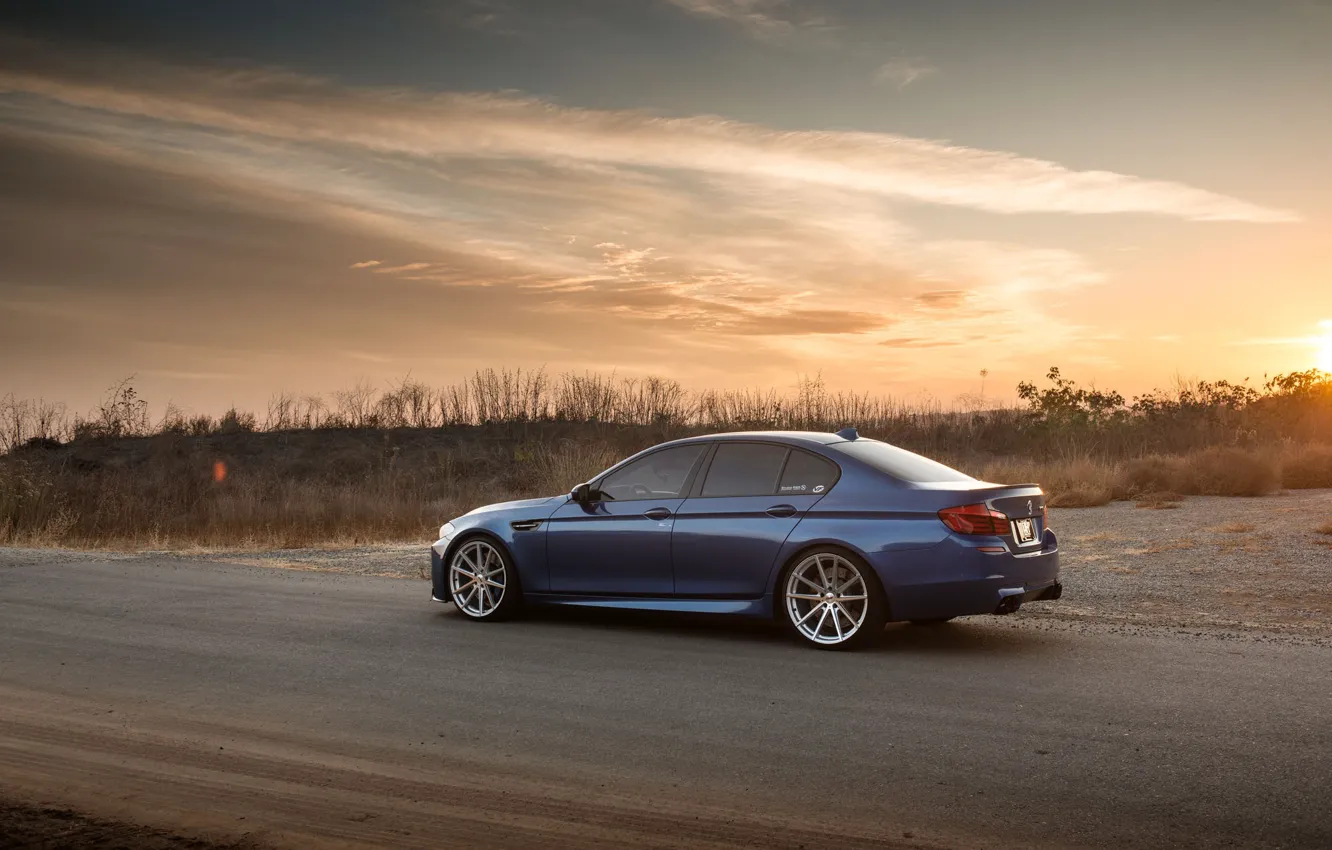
[510,519,542,532]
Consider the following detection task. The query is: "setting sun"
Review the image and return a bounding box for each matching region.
[1319,325,1332,372]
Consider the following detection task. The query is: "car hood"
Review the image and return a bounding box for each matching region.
[464,495,566,517]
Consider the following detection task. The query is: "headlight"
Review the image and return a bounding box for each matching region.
[438,522,457,541]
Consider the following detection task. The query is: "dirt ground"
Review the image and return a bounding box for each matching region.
[0,798,261,849]
[3,489,1330,848]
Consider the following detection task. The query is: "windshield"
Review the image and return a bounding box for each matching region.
[829,440,975,484]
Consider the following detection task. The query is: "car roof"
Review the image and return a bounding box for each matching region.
[660,431,850,448]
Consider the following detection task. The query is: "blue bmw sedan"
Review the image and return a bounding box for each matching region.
[430,429,1061,649]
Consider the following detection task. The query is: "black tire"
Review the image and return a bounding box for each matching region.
[776,547,887,650]
[445,535,523,622]
[909,617,955,626]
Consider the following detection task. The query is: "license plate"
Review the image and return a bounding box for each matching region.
[1013,517,1036,544]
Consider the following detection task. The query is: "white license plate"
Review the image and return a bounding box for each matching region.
[1013,517,1036,544]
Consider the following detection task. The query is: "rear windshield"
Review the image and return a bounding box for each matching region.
[829,440,974,484]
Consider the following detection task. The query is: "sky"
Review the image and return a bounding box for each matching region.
[2,0,1331,416]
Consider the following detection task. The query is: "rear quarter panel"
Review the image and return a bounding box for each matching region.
[763,467,951,594]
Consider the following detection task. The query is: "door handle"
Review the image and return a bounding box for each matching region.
[766,504,798,518]
[643,507,673,520]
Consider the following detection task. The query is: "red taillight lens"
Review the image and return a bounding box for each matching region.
[1042,503,1049,529]
[938,503,1011,536]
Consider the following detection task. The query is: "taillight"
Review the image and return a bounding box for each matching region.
[938,503,1011,536]
[1042,503,1049,529]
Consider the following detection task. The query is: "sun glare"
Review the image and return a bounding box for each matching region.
[1318,321,1332,372]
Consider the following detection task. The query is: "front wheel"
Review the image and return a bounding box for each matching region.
[448,537,522,621]
[779,549,886,650]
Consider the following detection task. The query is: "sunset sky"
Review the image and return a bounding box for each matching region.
[2,0,1330,416]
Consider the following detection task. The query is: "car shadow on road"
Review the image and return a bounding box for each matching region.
[441,605,1059,656]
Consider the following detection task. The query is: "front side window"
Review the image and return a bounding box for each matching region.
[599,444,706,501]
[778,449,840,495]
[701,443,789,497]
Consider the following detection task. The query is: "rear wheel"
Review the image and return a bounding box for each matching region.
[448,537,521,621]
[779,549,886,650]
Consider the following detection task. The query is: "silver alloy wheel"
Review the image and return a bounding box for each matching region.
[784,552,870,645]
[449,539,506,617]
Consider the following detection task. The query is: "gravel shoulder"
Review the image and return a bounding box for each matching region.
[5,489,1330,637]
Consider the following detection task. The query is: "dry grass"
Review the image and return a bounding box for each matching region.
[1125,448,1281,498]
[3,397,1332,545]
[0,427,631,549]
[1315,520,1332,536]
[1281,444,1332,489]
[1135,491,1183,509]
[1218,537,1269,554]
[1075,532,1121,543]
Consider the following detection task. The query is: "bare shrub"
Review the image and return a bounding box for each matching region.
[1127,448,1279,497]
[1281,444,1332,489]
[74,378,150,440]
[555,371,617,422]
[218,408,257,434]
[1124,456,1187,496]
[0,395,69,452]
[1186,447,1281,496]
[1315,520,1332,536]
[332,382,378,428]
[265,392,297,431]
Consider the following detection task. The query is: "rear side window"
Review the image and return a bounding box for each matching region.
[778,449,839,495]
[830,440,974,484]
[701,443,788,497]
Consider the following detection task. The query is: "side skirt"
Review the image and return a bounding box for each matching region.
[523,594,772,618]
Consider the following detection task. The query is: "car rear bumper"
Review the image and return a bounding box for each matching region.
[872,531,1062,622]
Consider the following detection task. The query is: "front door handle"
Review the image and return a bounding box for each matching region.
[766,504,798,518]
[644,507,673,520]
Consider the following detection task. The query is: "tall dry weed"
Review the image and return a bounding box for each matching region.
[1280,444,1332,489]
[1126,447,1280,497]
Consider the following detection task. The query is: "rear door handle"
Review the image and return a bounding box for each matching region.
[644,507,673,520]
[766,504,797,518]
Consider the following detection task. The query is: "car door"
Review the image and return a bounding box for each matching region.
[545,443,708,595]
[671,443,840,598]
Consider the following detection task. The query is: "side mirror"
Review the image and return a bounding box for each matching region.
[571,482,592,504]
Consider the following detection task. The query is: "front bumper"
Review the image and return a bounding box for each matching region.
[431,546,447,603]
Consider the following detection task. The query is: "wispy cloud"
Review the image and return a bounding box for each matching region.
[1237,335,1324,345]
[348,259,381,269]
[874,58,937,89]
[663,0,835,45]
[0,42,1295,223]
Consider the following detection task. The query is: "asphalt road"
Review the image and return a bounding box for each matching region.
[1,557,1329,849]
